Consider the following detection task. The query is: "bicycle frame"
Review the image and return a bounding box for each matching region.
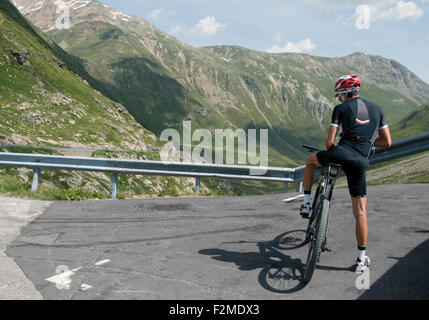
[303,163,341,284]
[309,165,340,231]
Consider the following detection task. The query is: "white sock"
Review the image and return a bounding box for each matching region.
[304,194,311,205]
[358,249,366,262]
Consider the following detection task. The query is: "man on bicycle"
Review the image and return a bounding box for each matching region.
[300,74,392,272]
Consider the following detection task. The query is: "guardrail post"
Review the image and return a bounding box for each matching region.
[31,168,40,192]
[296,180,303,193]
[112,173,118,199]
[194,177,201,193]
[283,183,288,193]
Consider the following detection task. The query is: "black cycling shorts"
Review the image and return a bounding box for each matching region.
[316,145,369,198]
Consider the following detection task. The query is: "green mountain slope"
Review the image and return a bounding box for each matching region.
[0,0,237,199]
[14,0,429,167]
[391,103,429,140]
[0,0,157,151]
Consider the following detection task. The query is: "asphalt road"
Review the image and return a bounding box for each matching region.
[5,184,429,300]
[0,196,48,299]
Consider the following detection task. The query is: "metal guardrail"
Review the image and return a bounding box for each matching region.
[0,153,295,198]
[293,132,429,182]
[0,133,427,198]
[370,132,429,165]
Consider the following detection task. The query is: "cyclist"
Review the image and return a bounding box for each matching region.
[300,74,392,272]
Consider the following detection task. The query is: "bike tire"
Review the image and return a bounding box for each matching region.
[303,199,330,284]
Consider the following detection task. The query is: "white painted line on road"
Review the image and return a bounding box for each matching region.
[282,195,304,203]
[94,259,111,266]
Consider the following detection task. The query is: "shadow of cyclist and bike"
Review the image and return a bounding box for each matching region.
[199,230,355,294]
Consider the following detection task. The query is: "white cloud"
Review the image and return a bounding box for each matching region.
[376,1,424,20]
[191,16,227,36]
[306,0,423,23]
[305,0,397,9]
[267,38,316,54]
[147,8,175,20]
[148,9,162,20]
[310,0,424,31]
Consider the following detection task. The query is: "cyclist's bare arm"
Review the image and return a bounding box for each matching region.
[374,127,392,148]
[326,125,339,150]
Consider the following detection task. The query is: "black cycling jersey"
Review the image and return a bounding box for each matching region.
[331,97,388,158]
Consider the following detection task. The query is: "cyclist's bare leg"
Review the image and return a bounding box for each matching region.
[351,197,367,247]
[304,153,321,192]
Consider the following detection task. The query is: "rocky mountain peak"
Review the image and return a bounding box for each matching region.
[10,0,150,32]
[8,0,429,164]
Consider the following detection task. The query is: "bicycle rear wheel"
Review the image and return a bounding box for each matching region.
[303,199,330,284]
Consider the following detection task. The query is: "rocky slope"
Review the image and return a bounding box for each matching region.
[2,0,428,199]
[0,0,233,199]
[1,0,157,151]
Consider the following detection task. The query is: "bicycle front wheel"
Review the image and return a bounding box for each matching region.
[303,199,330,284]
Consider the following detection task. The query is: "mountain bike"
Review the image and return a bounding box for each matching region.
[301,144,341,284]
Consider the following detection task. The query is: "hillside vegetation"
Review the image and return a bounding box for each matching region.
[14,0,429,166]
[391,103,429,140]
[0,0,234,199]
[1,0,427,200]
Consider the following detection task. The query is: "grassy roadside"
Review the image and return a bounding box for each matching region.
[0,174,108,200]
[0,144,287,200]
[0,145,239,200]
[0,166,239,201]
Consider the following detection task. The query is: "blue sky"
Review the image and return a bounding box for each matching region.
[101,0,429,83]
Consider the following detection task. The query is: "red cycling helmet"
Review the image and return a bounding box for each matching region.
[334,74,361,95]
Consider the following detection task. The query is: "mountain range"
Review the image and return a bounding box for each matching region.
[1,0,159,152]
[1,0,227,198]
[11,0,429,166]
[0,0,428,198]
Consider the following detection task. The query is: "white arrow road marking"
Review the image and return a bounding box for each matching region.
[45,259,112,290]
[282,195,304,203]
[45,267,82,289]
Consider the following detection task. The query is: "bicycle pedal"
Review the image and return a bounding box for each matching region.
[322,246,332,252]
